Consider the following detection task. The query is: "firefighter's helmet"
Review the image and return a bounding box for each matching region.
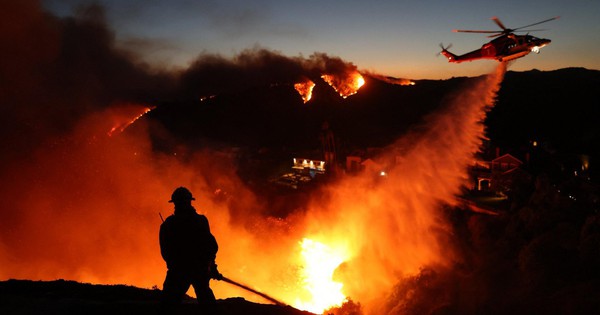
[168,187,195,203]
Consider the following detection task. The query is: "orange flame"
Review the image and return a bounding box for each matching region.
[294,238,350,313]
[321,72,365,98]
[294,80,316,103]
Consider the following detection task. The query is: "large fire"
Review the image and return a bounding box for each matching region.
[0,58,506,315]
[294,80,316,103]
[0,2,510,314]
[295,238,350,313]
[211,64,506,313]
[295,72,365,103]
[321,72,365,98]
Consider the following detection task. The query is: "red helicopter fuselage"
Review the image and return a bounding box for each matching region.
[441,34,551,63]
[440,16,557,63]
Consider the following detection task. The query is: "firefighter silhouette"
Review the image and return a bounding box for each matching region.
[159,187,222,313]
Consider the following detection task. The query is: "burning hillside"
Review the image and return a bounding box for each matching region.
[294,79,316,103]
[181,49,369,105]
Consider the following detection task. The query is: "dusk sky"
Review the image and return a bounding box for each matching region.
[42,0,599,79]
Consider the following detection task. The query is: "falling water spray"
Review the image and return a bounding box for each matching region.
[284,63,508,315]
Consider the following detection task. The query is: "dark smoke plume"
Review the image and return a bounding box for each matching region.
[180,49,361,98]
[0,1,179,284]
[0,1,174,167]
[0,1,370,299]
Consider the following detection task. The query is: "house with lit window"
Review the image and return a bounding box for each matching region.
[470,153,528,193]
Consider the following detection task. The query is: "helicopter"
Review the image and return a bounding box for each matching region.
[440,16,559,63]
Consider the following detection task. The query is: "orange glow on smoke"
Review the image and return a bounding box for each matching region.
[294,80,316,103]
[321,71,365,98]
[0,63,506,315]
[367,73,416,86]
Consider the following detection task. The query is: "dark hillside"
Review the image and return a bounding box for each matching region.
[147,68,600,157]
[487,68,600,157]
[0,279,313,315]
[143,68,600,182]
[145,74,472,152]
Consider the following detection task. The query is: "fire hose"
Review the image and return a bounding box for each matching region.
[219,276,286,306]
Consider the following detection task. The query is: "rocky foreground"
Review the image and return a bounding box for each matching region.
[0,279,315,315]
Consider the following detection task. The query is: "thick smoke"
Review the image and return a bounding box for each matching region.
[180,49,362,98]
[0,0,368,299]
[0,0,502,306]
[0,1,174,166]
[0,1,180,285]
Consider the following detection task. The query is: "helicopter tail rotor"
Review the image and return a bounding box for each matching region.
[438,43,458,62]
[437,43,453,56]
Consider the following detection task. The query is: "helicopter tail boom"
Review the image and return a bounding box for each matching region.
[440,47,487,63]
[440,49,458,62]
[439,43,460,63]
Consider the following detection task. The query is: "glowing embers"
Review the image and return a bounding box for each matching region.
[321,71,365,98]
[294,80,316,103]
[107,103,155,137]
[295,238,349,314]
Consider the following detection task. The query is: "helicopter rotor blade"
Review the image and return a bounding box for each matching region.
[453,29,501,34]
[491,16,508,31]
[451,16,557,37]
[513,16,560,31]
[513,29,547,33]
[487,33,505,38]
